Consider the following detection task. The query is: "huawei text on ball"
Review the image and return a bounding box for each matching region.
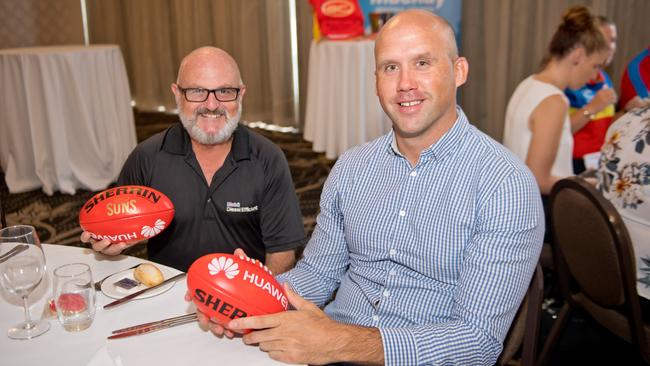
[242,270,288,309]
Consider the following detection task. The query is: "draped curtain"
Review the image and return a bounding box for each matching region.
[461,0,650,141]
[87,0,298,126]
[0,0,84,48]
[296,0,314,128]
[83,0,650,133]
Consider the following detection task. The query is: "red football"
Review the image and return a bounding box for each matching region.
[79,185,174,243]
[187,253,288,329]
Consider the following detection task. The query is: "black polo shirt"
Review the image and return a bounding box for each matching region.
[118,123,306,271]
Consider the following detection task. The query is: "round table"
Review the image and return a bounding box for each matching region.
[0,244,287,365]
[0,45,137,195]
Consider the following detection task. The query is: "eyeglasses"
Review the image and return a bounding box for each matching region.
[177,86,241,102]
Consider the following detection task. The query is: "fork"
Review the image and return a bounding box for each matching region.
[94,264,140,291]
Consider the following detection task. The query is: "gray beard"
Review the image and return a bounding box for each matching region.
[179,105,241,145]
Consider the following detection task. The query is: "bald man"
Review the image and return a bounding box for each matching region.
[81,47,305,273]
[199,11,543,365]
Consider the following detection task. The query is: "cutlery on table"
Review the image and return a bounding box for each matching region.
[0,244,29,264]
[103,273,186,309]
[108,313,198,339]
[94,264,140,291]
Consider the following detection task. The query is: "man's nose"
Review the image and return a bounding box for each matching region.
[398,68,416,91]
[205,91,221,109]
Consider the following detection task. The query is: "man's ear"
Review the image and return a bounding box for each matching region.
[454,57,469,87]
[171,83,182,104]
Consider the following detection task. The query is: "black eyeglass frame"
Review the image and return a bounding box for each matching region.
[176,86,241,102]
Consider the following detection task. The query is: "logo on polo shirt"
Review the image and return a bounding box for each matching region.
[226,201,258,213]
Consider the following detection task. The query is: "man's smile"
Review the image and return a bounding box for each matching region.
[398,100,422,107]
[196,108,227,120]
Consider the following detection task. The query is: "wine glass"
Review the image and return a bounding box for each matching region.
[0,225,50,339]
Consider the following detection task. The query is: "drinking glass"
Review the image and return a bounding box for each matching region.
[0,225,50,339]
[53,263,96,331]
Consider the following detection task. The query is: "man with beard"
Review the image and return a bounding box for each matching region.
[80,47,305,273]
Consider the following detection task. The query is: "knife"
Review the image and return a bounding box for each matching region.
[107,316,197,339]
[103,272,186,309]
[0,244,29,264]
[107,313,198,340]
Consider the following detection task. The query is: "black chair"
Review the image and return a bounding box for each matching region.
[496,262,543,366]
[538,177,650,365]
[0,194,6,229]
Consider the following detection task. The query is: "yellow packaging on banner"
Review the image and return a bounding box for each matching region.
[313,12,321,41]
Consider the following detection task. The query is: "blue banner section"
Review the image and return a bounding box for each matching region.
[358,0,462,36]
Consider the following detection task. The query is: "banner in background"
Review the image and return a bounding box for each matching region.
[358,0,462,36]
[310,0,365,40]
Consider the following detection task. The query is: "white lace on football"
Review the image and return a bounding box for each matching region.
[208,256,240,279]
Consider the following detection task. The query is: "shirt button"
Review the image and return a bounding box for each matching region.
[207,198,211,203]
[372,315,379,322]
[389,270,396,276]
[389,249,396,256]
[399,210,406,217]
[410,171,417,177]
[383,290,390,297]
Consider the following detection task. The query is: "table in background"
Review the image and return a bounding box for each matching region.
[0,244,285,365]
[303,39,391,160]
[0,45,137,195]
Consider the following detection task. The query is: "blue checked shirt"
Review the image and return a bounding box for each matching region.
[277,108,544,365]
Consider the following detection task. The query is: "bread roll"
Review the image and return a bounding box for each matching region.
[133,263,164,287]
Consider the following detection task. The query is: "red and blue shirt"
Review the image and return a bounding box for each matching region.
[619,46,650,111]
[565,69,616,158]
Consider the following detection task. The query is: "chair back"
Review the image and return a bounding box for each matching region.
[0,194,6,229]
[550,177,648,360]
[551,177,636,306]
[497,263,543,366]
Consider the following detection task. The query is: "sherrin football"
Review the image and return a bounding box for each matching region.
[79,185,174,242]
[187,253,289,329]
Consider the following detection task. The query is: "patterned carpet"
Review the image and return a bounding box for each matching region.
[0,111,334,258]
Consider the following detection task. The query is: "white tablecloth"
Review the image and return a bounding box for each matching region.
[303,39,392,160]
[0,45,137,195]
[0,244,287,366]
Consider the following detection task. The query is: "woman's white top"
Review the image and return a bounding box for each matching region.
[503,75,574,177]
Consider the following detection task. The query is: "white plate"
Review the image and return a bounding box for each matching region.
[100,264,177,300]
